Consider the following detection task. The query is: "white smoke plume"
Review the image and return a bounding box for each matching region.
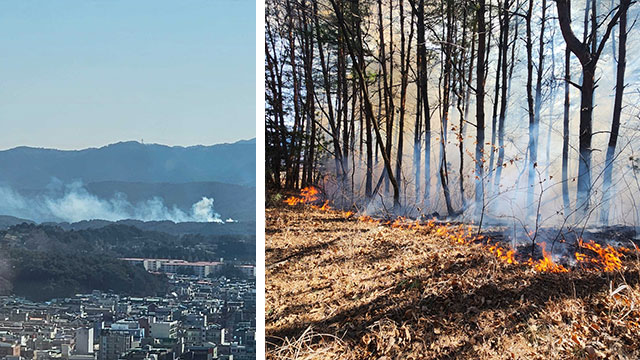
[0,182,225,223]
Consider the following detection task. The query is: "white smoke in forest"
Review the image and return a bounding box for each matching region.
[0,182,225,223]
[315,2,640,231]
[190,197,223,223]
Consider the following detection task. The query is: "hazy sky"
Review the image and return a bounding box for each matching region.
[0,0,255,150]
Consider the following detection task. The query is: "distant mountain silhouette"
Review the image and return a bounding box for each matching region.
[0,215,34,229]
[0,139,256,189]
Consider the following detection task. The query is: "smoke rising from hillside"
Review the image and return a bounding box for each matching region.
[0,182,225,223]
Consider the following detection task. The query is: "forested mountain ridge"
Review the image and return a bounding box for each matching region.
[0,138,256,188]
[0,140,256,223]
[0,222,255,261]
[48,218,256,236]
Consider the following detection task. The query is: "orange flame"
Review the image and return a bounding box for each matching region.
[358,215,380,224]
[391,217,408,228]
[575,239,623,272]
[487,240,518,264]
[312,200,331,211]
[300,187,319,202]
[284,186,320,206]
[284,196,303,206]
[430,223,476,244]
[289,192,633,273]
[380,219,626,273]
[527,243,568,273]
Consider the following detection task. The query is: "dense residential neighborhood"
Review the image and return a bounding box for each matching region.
[0,272,256,360]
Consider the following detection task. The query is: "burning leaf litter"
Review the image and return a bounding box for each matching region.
[284,186,320,205]
[526,243,569,273]
[283,187,632,274]
[267,195,640,359]
[575,239,625,272]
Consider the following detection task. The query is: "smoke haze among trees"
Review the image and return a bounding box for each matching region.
[266,0,640,229]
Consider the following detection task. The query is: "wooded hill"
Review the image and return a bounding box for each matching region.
[0,222,255,300]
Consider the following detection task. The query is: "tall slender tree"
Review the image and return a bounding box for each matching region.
[601,0,631,224]
[475,0,487,215]
[556,0,627,212]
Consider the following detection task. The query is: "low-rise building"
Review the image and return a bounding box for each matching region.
[0,341,20,357]
[98,330,133,360]
[234,265,255,278]
[119,260,222,279]
[148,322,177,341]
[75,328,93,355]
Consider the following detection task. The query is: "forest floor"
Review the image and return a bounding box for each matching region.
[265,200,640,359]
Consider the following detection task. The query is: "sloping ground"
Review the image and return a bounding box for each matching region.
[266,205,640,359]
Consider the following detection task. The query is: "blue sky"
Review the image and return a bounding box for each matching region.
[0,0,255,150]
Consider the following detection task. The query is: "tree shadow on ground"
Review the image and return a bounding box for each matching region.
[267,250,639,358]
[266,207,640,357]
[266,235,343,272]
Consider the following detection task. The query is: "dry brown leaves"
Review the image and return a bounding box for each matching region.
[265,205,640,359]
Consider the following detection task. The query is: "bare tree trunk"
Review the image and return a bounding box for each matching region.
[285,0,302,188]
[377,0,394,196]
[314,5,344,185]
[409,0,431,208]
[352,0,373,198]
[601,0,630,225]
[350,76,357,198]
[414,69,423,203]
[535,0,547,158]
[424,88,432,208]
[475,0,487,216]
[534,0,548,171]
[493,0,518,193]
[387,0,395,195]
[556,0,625,213]
[396,0,414,197]
[525,0,535,217]
[527,0,546,218]
[301,0,316,187]
[545,18,556,181]
[265,21,288,189]
[493,0,511,192]
[463,14,477,202]
[293,72,305,189]
[488,0,504,182]
[455,1,470,208]
[439,0,456,215]
[339,23,350,190]
[561,4,571,213]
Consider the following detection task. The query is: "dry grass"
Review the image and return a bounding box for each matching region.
[266,204,640,359]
